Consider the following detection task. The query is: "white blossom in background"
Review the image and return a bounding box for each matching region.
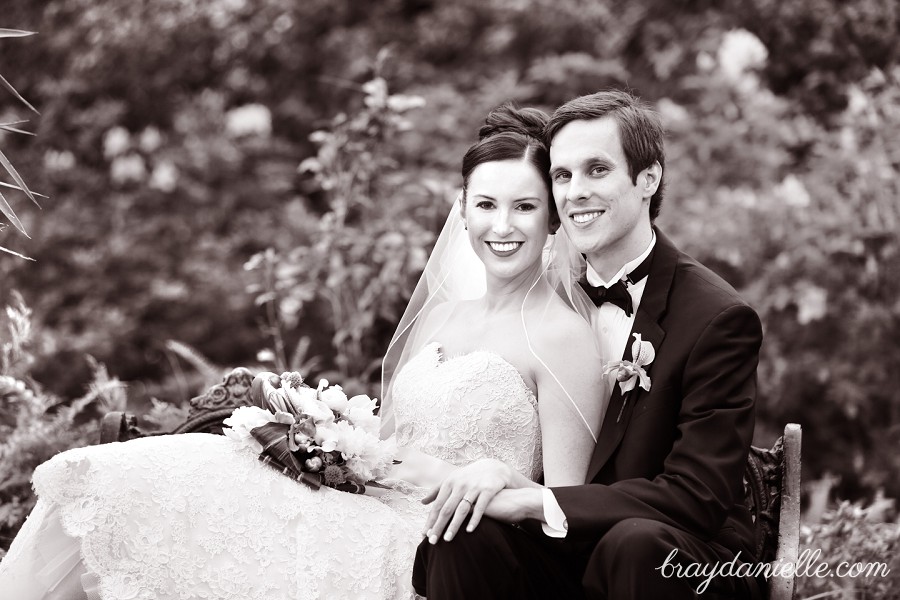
[110,154,146,184]
[655,98,690,128]
[256,349,276,363]
[696,51,716,73]
[44,149,76,171]
[363,78,389,108]
[795,284,828,325]
[775,174,811,208]
[149,161,178,192]
[226,103,272,138]
[717,29,768,88]
[387,94,426,113]
[103,126,131,159]
[139,126,163,153]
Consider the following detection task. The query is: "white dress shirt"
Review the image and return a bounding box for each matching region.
[541,232,657,537]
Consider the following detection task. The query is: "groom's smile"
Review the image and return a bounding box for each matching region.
[571,209,606,225]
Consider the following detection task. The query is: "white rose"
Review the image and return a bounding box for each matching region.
[287,387,334,425]
[222,406,276,453]
[314,424,340,452]
[345,395,381,435]
[319,385,349,413]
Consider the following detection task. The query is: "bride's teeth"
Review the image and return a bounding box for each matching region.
[489,242,522,252]
[573,212,602,224]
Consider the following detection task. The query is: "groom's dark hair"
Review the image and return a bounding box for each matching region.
[544,90,666,221]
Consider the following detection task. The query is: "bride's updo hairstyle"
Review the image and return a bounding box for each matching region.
[461,103,558,230]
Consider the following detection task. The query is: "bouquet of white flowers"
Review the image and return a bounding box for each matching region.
[223,371,396,493]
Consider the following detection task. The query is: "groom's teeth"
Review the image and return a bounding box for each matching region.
[488,242,522,252]
[573,211,603,224]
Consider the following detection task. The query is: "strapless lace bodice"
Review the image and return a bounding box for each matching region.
[391,342,542,482]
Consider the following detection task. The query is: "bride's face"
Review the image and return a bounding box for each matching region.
[463,158,552,282]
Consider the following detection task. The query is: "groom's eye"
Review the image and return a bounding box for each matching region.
[552,171,571,183]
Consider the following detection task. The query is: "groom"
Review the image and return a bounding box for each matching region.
[413,90,764,599]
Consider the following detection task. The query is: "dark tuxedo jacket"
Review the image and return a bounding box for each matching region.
[552,227,762,560]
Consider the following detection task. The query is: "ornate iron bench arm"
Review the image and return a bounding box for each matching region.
[99,367,260,443]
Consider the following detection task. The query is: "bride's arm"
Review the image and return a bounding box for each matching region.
[534,312,607,487]
[421,313,606,543]
[383,446,456,489]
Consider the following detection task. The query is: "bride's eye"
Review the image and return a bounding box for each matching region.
[475,200,494,210]
[516,202,537,212]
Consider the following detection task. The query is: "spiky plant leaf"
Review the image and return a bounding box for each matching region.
[0,244,34,261]
[0,74,38,115]
[0,182,47,198]
[0,29,35,38]
[164,340,224,382]
[0,190,27,236]
[0,148,37,206]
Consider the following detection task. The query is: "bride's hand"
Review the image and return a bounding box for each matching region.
[421,458,513,544]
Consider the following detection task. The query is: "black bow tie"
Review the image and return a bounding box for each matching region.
[578,251,654,317]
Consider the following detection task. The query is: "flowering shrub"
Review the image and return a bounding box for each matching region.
[796,501,900,599]
[245,74,443,390]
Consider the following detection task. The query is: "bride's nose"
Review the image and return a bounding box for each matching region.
[491,208,514,237]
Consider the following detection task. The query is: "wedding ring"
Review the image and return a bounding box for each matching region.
[461,496,473,505]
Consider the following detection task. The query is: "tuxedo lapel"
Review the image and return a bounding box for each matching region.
[586,228,678,482]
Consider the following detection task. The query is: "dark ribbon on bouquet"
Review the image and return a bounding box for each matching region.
[251,422,323,490]
[251,422,375,494]
[578,250,654,317]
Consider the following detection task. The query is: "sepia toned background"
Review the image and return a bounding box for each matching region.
[1,0,898,594]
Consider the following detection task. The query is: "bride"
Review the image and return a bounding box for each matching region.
[0,104,608,600]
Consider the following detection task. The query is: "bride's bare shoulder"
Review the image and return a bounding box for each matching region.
[531,298,599,358]
[416,299,465,334]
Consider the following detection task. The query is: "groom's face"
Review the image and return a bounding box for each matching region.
[549,117,653,273]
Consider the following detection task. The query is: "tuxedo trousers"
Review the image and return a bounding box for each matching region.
[412,516,763,600]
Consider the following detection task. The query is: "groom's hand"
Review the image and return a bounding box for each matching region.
[421,458,513,544]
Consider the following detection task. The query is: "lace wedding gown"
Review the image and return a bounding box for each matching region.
[0,342,542,600]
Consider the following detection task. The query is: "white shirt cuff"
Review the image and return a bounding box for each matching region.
[541,488,568,538]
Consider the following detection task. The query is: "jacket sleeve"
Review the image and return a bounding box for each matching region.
[550,303,763,542]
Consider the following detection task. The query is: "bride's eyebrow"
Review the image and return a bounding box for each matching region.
[473,193,544,203]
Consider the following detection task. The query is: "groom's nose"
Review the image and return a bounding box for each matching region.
[565,174,590,204]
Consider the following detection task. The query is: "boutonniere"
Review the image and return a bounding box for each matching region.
[603,333,655,422]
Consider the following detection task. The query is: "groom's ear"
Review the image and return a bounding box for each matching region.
[640,162,662,199]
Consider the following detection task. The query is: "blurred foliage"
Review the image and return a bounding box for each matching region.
[0,0,898,563]
[0,293,128,552]
[796,499,900,599]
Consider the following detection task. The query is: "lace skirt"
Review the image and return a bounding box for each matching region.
[0,433,429,600]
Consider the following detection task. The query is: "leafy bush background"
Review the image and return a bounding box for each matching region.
[1,0,898,587]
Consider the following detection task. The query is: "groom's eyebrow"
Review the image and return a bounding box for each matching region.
[551,156,612,174]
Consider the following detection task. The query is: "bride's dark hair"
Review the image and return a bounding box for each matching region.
[461,103,556,227]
